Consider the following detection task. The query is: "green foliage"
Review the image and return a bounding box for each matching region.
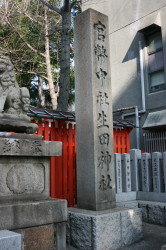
[0,0,81,108]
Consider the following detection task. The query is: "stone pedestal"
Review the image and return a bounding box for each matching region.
[67,207,142,250]
[0,132,61,202]
[0,230,21,250]
[0,132,67,250]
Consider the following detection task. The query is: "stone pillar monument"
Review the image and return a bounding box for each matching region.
[75,7,115,211]
[67,9,142,250]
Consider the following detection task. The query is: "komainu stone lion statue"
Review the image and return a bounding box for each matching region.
[0,59,38,133]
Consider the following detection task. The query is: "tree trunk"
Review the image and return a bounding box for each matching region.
[44,6,58,110]
[57,7,71,111]
[38,75,45,107]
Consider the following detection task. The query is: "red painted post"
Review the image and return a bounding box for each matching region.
[50,121,56,198]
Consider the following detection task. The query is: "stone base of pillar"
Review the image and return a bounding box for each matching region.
[67,207,142,250]
[0,230,21,250]
[0,199,67,250]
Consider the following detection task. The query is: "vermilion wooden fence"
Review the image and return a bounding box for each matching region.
[113,128,132,154]
[35,119,132,207]
[37,119,77,206]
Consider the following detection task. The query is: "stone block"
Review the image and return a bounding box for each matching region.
[0,136,62,157]
[0,133,62,201]
[121,209,142,246]
[56,222,66,250]
[15,224,55,250]
[0,199,67,230]
[0,230,21,250]
[129,149,141,191]
[121,154,131,192]
[114,153,122,193]
[138,201,166,226]
[141,153,152,192]
[137,191,166,202]
[163,152,166,192]
[152,152,164,192]
[94,212,121,250]
[0,118,38,134]
[116,191,136,203]
[68,207,142,250]
[0,132,42,140]
[0,157,50,201]
[69,212,93,249]
[116,200,139,209]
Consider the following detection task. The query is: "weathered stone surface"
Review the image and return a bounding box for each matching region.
[75,8,115,211]
[152,152,164,192]
[0,137,62,157]
[6,163,44,194]
[0,157,49,201]
[0,230,21,250]
[56,222,66,250]
[137,191,166,202]
[116,191,136,203]
[0,199,67,230]
[0,133,61,201]
[69,213,92,249]
[129,149,141,191]
[116,200,139,209]
[121,209,142,246]
[114,153,122,193]
[68,207,142,250]
[141,153,152,192]
[0,132,43,140]
[15,224,55,250]
[0,59,37,134]
[121,153,131,192]
[138,201,166,226]
[94,212,121,250]
[0,118,38,134]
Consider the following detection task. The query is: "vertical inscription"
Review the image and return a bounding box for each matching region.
[75,9,115,209]
[152,158,158,191]
[141,153,152,192]
[94,20,112,192]
[122,154,131,192]
[126,158,131,190]
[151,152,163,193]
[115,154,122,193]
[142,159,147,190]
[94,21,106,41]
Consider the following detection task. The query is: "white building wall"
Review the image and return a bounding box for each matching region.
[81,0,166,149]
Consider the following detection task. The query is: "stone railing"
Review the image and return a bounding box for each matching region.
[115,149,166,203]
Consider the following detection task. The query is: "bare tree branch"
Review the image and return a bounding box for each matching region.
[18,10,44,26]
[16,70,48,80]
[6,18,46,58]
[39,0,62,15]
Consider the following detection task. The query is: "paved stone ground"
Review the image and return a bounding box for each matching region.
[120,223,166,250]
[67,222,166,250]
